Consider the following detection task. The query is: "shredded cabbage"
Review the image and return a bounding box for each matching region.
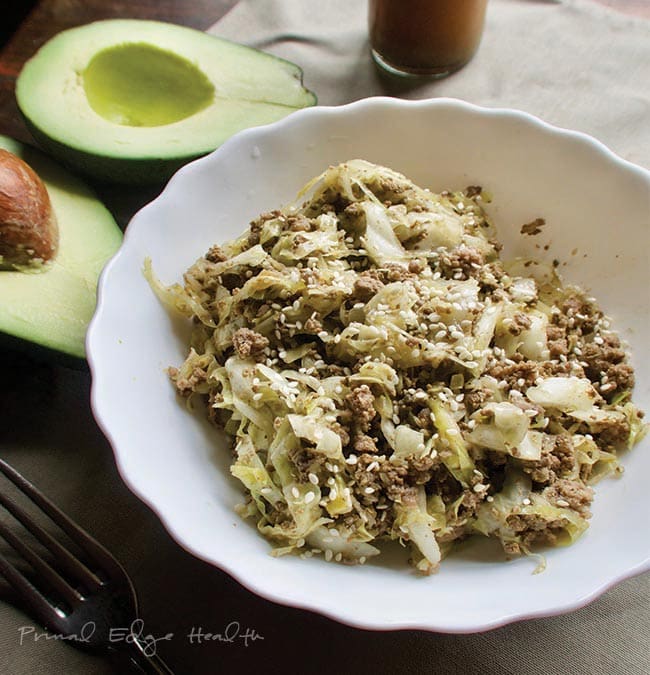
[152,160,646,575]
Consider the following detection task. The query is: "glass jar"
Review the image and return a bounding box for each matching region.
[368,0,488,78]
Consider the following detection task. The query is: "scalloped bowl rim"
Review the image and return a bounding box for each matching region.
[87,97,650,633]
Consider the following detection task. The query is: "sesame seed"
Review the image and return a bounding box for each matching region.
[522,498,531,505]
[364,487,375,494]
[556,499,570,507]
[304,492,316,504]
[325,549,333,562]
[253,392,263,401]
[291,486,300,499]
[345,455,358,465]
[308,472,319,485]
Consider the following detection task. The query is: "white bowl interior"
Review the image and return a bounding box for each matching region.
[88,98,650,632]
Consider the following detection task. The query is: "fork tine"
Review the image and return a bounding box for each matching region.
[0,490,102,590]
[0,518,81,608]
[0,460,126,582]
[0,549,62,631]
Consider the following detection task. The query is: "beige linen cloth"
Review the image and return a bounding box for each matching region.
[210,0,650,169]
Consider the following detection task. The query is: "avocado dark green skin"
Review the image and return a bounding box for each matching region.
[23,117,205,185]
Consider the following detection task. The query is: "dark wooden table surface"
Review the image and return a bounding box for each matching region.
[1,2,648,674]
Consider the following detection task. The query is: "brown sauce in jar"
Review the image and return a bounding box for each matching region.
[369,0,488,77]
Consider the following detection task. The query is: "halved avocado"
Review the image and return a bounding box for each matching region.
[0,135,122,361]
[16,20,317,184]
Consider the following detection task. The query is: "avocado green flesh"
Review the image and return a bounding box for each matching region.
[0,135,122,359]
[16,20,317,184]
[83,43,215,127]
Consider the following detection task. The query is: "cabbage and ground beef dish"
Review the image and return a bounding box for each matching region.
[148,160,646,574]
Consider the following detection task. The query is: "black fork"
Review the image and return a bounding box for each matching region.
[0,459,174,673]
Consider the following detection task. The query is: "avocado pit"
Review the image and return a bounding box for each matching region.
[0,149,58,269]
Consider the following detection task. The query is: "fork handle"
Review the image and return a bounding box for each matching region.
[112,637,175,675]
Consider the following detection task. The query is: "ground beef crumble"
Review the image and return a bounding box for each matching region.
[439,245,485,280]
[345,385,376,433]
[231,327,269,360]
[487,359,538,390]
[351,273,384,302]
[170,366,207,397]
[543,479,593,517]
[582,334,635,398]
[522,435,575,486]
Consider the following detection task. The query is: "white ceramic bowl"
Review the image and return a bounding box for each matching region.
[87,97,650,633]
